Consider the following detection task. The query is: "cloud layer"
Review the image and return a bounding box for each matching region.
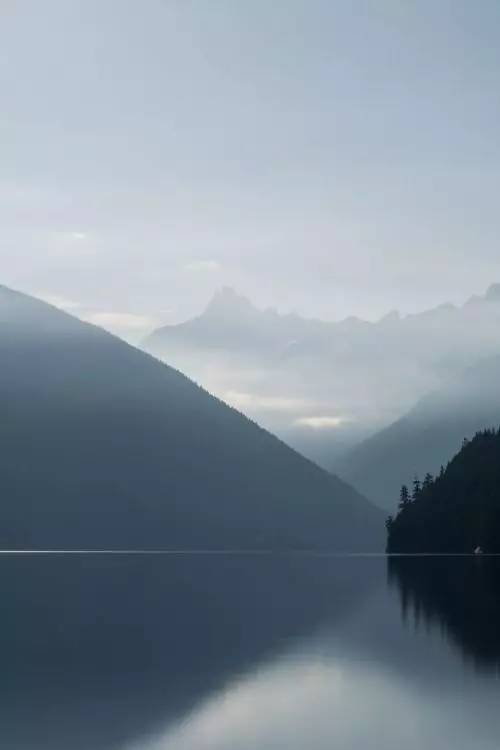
[2,1,500,334]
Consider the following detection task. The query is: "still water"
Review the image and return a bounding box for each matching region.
[1,553,500,749]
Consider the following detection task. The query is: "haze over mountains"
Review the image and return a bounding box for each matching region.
[0,284,382,550]
[334,354,500,511]
[143,283,500,475]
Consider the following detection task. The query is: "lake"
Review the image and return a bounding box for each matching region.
[1,553,500,749]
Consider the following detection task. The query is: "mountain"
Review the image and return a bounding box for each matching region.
[0,284,383,550]
[386,429,500,552]
[147,287,335,352]
[142,285,500,469]
[143,287,373,464]
[334,355,500,511]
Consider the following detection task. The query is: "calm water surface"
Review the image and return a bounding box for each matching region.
[1,554,500,749]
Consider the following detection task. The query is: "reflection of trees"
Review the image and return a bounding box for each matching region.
[388,556,500,672]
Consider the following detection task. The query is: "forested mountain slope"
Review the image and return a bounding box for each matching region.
[386,429,500,552]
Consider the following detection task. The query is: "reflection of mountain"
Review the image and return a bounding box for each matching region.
[143,285,500,468]
[4,555,500,749]
[335,356,500,510]
[389,556,500,671]
[0,285,381,550]
[0,554,376,750]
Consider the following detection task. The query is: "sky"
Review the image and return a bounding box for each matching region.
[1,0,500,341]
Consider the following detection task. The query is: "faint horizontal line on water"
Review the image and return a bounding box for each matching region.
[0,549,383,556]
[0,550,498,557]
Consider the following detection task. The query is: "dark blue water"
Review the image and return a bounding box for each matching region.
[1,553,500,749]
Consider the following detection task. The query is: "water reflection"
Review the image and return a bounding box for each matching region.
[1,554,500,749]
[389,555,500,672]
[145,657,500,750]
[0,554,374,750]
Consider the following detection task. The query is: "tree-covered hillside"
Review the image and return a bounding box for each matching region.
[386,429,500,553]
[334,356,500,512]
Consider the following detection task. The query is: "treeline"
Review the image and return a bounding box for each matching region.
[386,429,500,553]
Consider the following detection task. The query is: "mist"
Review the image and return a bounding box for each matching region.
[3,3,500,748]
[142,283,500,467]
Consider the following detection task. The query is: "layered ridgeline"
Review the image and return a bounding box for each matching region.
[143,287,372,465]
[386,430,500,553]
[334,355,500,511]
[143,285,500,469]
[0,285,383,550]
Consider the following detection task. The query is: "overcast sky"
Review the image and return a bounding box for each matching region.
[1,0,500,340]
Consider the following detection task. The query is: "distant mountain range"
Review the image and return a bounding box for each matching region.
[0,285,382,550]
[143,284,500,469]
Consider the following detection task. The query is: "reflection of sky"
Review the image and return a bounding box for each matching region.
[3,556,500,749]
[129,580,500,750]
[131,648,500,750]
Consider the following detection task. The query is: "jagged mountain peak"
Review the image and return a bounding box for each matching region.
[204,287,256,317]
[378,309,401,324]
[485,283,500,301]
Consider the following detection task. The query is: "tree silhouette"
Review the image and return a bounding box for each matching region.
[386,429,500,553]
[423,472,434,491]
[398,484,411,510]
[412,476,421,502]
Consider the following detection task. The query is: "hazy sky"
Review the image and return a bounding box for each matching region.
[2,0,500,340]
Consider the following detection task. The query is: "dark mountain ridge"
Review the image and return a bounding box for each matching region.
[0,285,382,550]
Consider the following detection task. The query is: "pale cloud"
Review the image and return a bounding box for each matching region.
[84,311,156,330]
[225,391,311,413]
[35,292,82,311]
[83,311,158,335]
[1,0,500,331]
[54,230,89,244]
[183,260,220,273]
[47,230,97,260]
[295,416,348,430]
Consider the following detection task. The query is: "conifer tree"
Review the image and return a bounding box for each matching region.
[387,430,500,554]
[412,476,421,502]
[398,484,411,510]
[423,472,434,491]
